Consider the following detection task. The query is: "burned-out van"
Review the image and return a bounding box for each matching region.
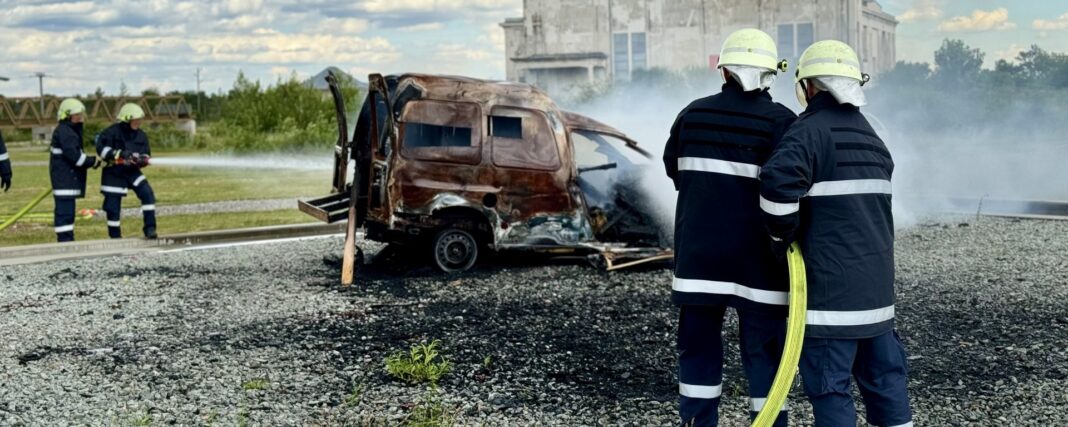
[300,72,671,283]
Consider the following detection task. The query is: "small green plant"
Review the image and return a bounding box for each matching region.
[242,377,270,391]
[385,341,452,385]
[345,381,366,407]
[482,355,492,369]
[203,409,219,425]
[407,388,456,427]
[237,406,250,427]
[131,411,152,426]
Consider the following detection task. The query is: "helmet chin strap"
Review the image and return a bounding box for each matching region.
[795,80,811,108]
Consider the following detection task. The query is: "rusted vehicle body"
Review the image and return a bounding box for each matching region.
[300,72,671,282]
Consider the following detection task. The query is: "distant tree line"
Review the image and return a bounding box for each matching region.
[866,39,1068,136]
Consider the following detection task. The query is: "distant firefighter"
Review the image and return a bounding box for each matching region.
[95,103,156,239]
[663,28,796,427]
[50,98,101,242]
[0,129,11,192]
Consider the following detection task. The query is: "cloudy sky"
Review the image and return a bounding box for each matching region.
[0,0,1064,97]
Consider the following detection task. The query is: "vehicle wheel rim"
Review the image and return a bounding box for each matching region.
[436,232,475,271]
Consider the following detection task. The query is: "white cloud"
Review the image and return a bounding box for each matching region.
[360,0,518,13]
[398,22,445,32]
[938,8,1017,32]
[0,0,522,96]
[897,0,943,23]
[994,44,1027,63]
[1033,13,1068,31]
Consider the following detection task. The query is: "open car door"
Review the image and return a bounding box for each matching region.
[297,72,391,284]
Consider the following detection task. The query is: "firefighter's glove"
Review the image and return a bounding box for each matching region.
[129,153,151,168]
[88,156,102,170]
[106,149,123,166]
[769,235,791,262]
[1,174,10,192]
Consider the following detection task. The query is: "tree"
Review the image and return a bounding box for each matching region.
[934,39,984,87]
[878,61,931,88]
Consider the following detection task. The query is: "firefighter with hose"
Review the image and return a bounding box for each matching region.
[50,99,102,242]
[664,28,796,427]
[95,103,156,239]
[0,129,11,192]
[759,40,913,427]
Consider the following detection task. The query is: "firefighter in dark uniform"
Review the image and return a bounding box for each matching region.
[0,129,11,192]
[759,40,913,427]
[50,98,101,242]
[663,29,796,427]
[96,103,156,239]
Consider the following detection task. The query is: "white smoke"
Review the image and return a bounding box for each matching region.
[151,154,333,171]
[566,75,1068,234]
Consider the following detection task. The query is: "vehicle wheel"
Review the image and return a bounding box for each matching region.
[432,228,479,273]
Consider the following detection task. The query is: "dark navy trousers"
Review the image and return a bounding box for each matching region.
[678,305,788,427]
[102,178,156,238]
[53,198,76,242]
[798,331,913,427]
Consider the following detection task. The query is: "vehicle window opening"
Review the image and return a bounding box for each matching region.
[490,116,523,139]
[405,123,472,148]
[400,100,481,164]
[490,107,560,171]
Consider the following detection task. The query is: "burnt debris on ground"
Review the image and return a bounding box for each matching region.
[0,217,1066,425]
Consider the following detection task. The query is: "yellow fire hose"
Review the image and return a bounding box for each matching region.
[752,242,807,426]
[0,188,52,232]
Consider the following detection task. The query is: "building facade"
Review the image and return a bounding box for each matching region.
[502,0,897,93]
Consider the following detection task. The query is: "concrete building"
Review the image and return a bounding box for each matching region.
[502,0,897,93]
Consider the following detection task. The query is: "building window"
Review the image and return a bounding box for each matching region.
[631,32,647,71]
[777,24,794,58]
[613,32,647,81]
[797,23,814,55]
[613,33,629,82]
[778,23,814,59]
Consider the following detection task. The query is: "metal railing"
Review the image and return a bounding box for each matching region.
[0,96,192,128]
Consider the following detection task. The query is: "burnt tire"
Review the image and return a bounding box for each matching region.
[431,228,479,273]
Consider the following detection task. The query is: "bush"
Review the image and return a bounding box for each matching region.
[385,341,452,385]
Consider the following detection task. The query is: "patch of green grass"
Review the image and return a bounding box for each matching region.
[0,209,315,247]
[385,341,452,385]
[242,377,270,391]
[407,388,456,427]
[0,152,330,216]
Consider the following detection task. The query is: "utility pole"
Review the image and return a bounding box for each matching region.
[194,68,203,117]
[34,72,47,114]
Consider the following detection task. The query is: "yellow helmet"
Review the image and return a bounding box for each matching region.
[57,98,86,121]
[796,40,868,83]
[719,29,788,73]
[117,103,145,122]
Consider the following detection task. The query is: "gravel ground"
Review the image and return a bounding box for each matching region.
[0,216,1065,426]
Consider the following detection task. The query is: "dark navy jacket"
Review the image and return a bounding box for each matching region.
[0,130,10,180]
[49,121,94,199]
[96,122,151,194]
[759,92,896,339]
[664,82,797,314]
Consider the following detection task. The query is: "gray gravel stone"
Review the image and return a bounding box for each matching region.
[0,216,1065,426]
